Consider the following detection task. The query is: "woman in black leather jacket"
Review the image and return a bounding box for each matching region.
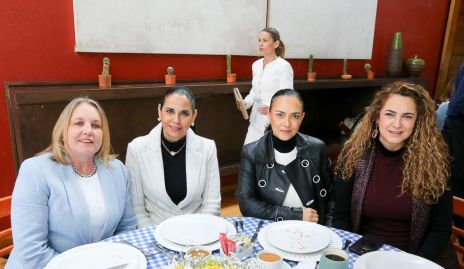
[236,89,333,225]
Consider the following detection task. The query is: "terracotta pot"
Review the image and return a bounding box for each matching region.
[165,75,176,85]
[341,74,352,80]
[367,71,375,80]
[307,72,317,81]
[98,75,111,88]
[227,73,236,83]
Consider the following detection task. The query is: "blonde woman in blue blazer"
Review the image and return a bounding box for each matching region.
[6,98,136,269]
[126,87,221,226]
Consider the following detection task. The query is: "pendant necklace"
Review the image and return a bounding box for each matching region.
[161,139,186,156]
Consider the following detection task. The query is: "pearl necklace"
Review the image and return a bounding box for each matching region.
[161,139,186,156]
[72,161,97,178]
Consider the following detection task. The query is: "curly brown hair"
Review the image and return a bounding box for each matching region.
[336,81,449,204]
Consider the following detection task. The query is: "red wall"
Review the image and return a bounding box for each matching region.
[0,0,451,196]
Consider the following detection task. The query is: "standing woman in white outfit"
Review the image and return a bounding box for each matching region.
[243,27,294,144]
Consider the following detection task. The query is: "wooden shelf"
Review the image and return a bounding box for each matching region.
[5,77,427,177]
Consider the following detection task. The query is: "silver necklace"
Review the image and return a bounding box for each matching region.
[161,139,186,156]
[72,161,97,178]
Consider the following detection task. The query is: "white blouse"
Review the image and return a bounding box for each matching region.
[244,57,294,108]
[77,173,107,242]
[243,57,294,144]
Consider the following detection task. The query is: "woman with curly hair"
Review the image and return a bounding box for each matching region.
[333,81,457,268]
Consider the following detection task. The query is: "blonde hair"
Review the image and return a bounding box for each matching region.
[336,81,449,204]
[41,97,116,165]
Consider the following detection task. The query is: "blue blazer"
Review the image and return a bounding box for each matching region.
[6,153,137,269]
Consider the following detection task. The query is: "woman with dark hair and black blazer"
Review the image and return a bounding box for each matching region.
[236,89,333,225]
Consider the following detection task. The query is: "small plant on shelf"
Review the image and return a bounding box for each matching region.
[364,63,375,80]
[307,54,316,81]
[165,66,176,85]
[226,54,237,83]
[98,57,112,88]
[341,59,352,80]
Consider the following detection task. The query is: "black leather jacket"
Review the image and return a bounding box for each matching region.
[236,131,334,225]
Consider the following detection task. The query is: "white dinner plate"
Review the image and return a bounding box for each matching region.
[155,218,236,252]
[157,214,227,246]
[353,251,443,269]
[45,242,147,269]
[265,221,331,253]
[258,223,342,262]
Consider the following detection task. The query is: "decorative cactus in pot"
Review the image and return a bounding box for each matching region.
[165,66,176,85]
[342,59,348,75]
[226,55,232,74]
[341,59,352,80]
[102,57,110,76]
[307,54,317,81]
[364,63,371,72]
[98,57,111,88]
[308,54,314,73]
[226,55,236,83]
[167,66,174,75]
[364,63,375,80]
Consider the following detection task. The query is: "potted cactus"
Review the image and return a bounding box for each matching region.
[341,59,352,80]
[307,54,316,81]
[364,63,375,80]
[165,66,176,85]
[98,57,111,88]
[226,55,236,83]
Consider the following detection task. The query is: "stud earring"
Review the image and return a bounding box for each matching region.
[157,117,161,122]
[191,122,195,127]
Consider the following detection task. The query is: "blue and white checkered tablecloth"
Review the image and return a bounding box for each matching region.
[104,217,397,269]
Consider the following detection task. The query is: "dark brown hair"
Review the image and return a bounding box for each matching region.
[262,27,285,57]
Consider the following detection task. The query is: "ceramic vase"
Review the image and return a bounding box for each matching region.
[387,32,403,77]
[405,55,425,77]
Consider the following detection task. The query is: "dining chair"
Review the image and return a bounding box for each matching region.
[453,195,464,269]
[0,195,12,268]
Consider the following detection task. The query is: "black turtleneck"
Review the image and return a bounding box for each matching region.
[376,136,404,157]
[161,132,187,205]
[272,133,297,153]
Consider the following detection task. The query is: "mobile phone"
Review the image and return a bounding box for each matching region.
[348,234,384,255]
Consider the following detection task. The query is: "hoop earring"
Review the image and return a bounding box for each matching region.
[371,126,379,139]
